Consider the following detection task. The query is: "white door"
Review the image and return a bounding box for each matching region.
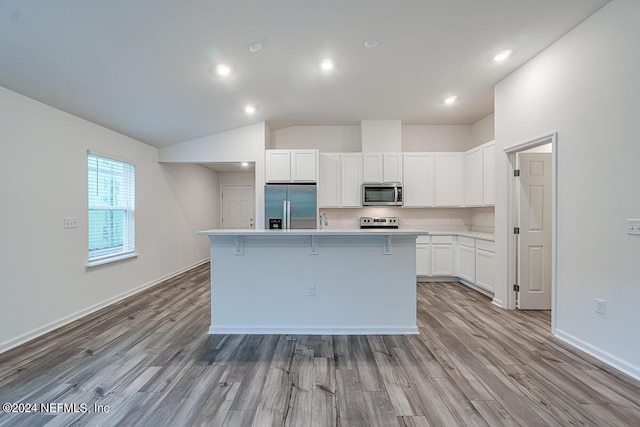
[518,153,552,309]
[221,185,254,229]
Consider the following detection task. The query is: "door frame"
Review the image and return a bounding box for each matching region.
[220,184,255,229]
[504,132,558,331]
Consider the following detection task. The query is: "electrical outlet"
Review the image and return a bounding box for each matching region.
[627,219,640,236]
[307,284,315,297]
[595,298,606,315]
[64,217,78,229]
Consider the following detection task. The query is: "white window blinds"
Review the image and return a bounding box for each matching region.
[88,154,135,261]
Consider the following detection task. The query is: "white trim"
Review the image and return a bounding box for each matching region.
[87,148,137,166]
[208,325,419,335]
[86,251,138,270]
[554,329,640,382]
[504,131,558,333]
[0,258,209,355]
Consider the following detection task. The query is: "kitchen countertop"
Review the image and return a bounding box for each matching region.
[426,230,495,241]
[198,228,429,236]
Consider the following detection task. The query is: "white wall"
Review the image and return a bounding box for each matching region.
[0,86,219,353]
[270,125,361,152]
[494,0,640,378]
[402,125,473,152]
[471,114,495,147]
[159,122,267,229]
[271,124,474,152]
[218,172,255,186]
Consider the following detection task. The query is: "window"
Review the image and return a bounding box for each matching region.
[88,153,135,263]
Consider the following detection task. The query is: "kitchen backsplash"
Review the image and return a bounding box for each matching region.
[319,207,494,233]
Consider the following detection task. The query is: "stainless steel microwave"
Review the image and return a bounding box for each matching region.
[362,183,403,206]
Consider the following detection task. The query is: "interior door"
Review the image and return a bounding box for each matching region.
[517,153,552,309]
[222,185,254,229]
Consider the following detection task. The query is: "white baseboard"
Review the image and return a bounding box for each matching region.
[208,325,419,335]
[0,258,210,355]
[416,276,459,282]
[554,328,640,382]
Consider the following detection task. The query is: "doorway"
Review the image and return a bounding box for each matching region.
[505,133,557,328]
[221,185,255,229]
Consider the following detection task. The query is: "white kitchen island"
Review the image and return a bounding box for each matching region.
[197,228,428,335]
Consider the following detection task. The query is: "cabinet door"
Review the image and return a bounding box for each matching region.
[416,243,431,276]
[362,154,383,183]
[383,153,403,182]
[319,154,340,207]
[403,153,434,207]
[266,150,291,182]
[475,249,495,292]
[482,142,496,205]
[435,153,461,206]
[291,150,317,182]
[457,244,476,283]
[431,244,454,276]
[463,146,483,206]
[341,154,362,207]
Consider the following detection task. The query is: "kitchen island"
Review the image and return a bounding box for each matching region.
[197,228,428,335]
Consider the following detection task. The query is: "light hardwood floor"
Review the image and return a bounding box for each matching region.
[1,263,639,426]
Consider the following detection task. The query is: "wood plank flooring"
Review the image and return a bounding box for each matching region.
[1,263,639,426]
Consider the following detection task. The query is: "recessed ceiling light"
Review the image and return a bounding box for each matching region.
[443,95,458,105]
[244,105,257,114]
[216,64,231,76]
[241,162,249,167]
[364,39,378,49]
[248,43,262,53]
[494,49,512,62]
[319,59,335,71]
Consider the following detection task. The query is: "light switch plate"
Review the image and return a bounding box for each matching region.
[64,217,78,229]
[627,219,640,236]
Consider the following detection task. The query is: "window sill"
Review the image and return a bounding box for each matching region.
[86,252,138,270]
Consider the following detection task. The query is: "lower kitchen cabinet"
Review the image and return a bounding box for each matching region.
[431,236,454,276]
[474,239,495,292]
[416,235,454,278]
[416,234,495,296]
[457,237,476,283]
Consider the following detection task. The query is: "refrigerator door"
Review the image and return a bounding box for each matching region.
[264,185,287,229]
[287,184,318,229]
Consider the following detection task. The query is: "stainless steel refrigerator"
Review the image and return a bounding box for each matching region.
[265,184,317,229]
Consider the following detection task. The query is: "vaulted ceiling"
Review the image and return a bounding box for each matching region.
[0,0,610,147]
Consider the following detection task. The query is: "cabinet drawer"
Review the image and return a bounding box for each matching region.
[431,235,453,244]
[476,239,495,252]
[416,236,430,244]
[458,236,475,248]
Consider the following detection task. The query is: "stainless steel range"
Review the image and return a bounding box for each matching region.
[360,216,399,229]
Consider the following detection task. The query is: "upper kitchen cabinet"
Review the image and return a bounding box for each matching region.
[403,153,435,207]
[463,146,483,206]
[319,153,362,208]
[266,149,318,183]
[482,141,496,205]
[461,141,495,207]
[362,153,403,183]
[434,153,461,206]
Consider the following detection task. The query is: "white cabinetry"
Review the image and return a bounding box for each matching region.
[362,153,402,183]
[475,239,495,293]
[434,153,461,206]
[341,154,362,207]
[457,236,476,283]
[482,141,495,205]
[319,153,362,208]
[416,236,431,276]
[319,154,340,207]
[403,153,435,207]
[463,146,483,206]
[431,236,454,276]
[416,235,454,277]
[266,149,318,183]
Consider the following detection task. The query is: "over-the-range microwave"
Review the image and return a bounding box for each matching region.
[362,182,403,206]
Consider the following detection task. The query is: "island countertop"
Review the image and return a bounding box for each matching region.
[197,228,429,236]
